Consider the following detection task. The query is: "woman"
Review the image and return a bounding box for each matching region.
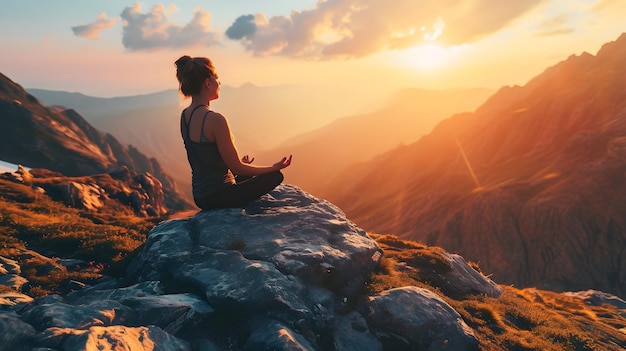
[175,55,292,209]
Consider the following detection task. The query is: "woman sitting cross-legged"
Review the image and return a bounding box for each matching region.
[175,55,292,210]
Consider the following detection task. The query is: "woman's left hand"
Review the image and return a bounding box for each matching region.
[241,155,255,164]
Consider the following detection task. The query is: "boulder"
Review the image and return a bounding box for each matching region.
[41,181,105,211]
[0,314,36,350]
[20,299,129,330]
[243,320,315,351]
[127,185,383,298]
[441,252,503,298]
[563,289,626,317]
[364,286,479,351]
[332,311,382,351]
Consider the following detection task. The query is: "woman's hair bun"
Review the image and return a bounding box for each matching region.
[175,55,193,69]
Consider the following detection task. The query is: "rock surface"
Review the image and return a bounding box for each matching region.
[0,185,502,350]
[1,165,168,217]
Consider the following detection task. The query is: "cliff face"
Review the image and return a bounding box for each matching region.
[0,73,191,211]
[318,33,626,296]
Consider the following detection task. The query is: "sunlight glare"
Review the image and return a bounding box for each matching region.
[408,44,447,69]
[395,42,466,71]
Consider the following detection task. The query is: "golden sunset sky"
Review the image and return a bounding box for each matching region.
[0,0,624,100]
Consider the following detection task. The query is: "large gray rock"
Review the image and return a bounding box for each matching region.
[364,286,479,351]
[20,299,129,330]
[0,314,36,350]
[41,181,105,211]
[128,185,383,298]
[332,311,382,351]
[563,289,626,309]
[441,253,503,298]
[243,320,315,351]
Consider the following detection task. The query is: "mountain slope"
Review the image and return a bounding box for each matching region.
[28,84,378,203]
[0,73,191,211]
[29,84,492,199]
[318,33,626,297]
[257,87,493,193]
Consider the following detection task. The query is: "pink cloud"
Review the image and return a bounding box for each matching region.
[120,3,220,51]
[71,12,116,40]
[226,0,545,59]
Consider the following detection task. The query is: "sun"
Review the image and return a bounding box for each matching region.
[403,44,453,70]
[411,44,448,69]
[393,43,466,71]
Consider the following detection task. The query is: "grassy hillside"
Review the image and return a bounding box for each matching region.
[368,235,626,350]
[0,177,158,296]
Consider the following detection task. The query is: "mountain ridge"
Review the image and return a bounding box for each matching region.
[29,83,494,200]
[0,72,191,212]
[317,33,626,297]
[256,86,494,193]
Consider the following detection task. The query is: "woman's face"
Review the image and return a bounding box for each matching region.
[207,73,220,101]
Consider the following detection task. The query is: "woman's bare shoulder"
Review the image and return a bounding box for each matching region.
[207,110,226,120]
[206,111,230,130]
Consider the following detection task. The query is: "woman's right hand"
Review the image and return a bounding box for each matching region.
[273,155,293,170]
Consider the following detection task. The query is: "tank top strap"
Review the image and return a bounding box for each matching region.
[199,112,211,142]
[185,105,208,136]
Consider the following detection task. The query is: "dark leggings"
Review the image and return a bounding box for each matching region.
[195,171,284,210]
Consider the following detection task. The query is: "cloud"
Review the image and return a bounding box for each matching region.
[592,0,626,12]
[71,12,116,40]
[225,15,256,40]
[591,0,626,21]
[120,3,220,51]
[534,14,575,37]
[226,0,545,59]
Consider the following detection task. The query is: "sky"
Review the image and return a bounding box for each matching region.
[0,0,624,99]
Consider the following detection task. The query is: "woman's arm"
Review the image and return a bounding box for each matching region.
[209,112,291,176]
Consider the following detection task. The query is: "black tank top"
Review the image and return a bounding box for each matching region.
[180,106,235,201]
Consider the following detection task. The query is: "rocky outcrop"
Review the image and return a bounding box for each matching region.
[0,72,191,211]
[1,165,167,217]
[0,185,502,350]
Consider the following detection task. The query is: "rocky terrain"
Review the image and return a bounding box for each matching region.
[0,73,191,212]
[2,165,167,218]
[319,33,626,297]
[1,184,624,350]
